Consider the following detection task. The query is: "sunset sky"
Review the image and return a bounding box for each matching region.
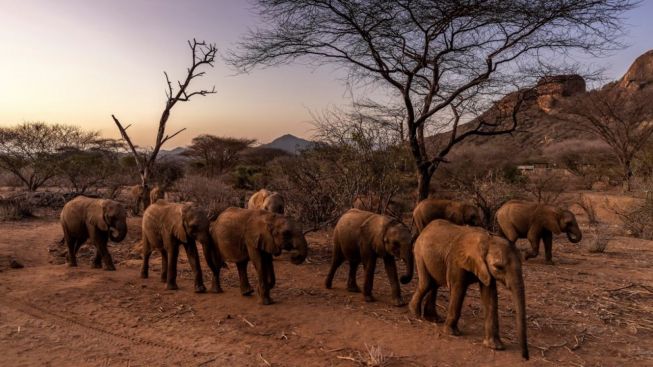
[1,0,652,148]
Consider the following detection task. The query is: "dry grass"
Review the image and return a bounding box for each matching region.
[337,344,392,367]
[0,197,34,220]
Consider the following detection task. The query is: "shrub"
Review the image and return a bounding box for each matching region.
[617,196,653,240]
[174,175,243,219]
[587,227,610,253]
[0,197,34,220]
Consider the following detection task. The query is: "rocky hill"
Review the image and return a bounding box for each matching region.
[430,50,653,165]
[260,134,314,154]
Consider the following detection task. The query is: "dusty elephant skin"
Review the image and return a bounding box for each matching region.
[60,196,128,270]
[140,200,221,293]
[149,185,165,205]
[325,209,414,307]
[410,220,529,360]
[496,200,582,264]
[247,189,285,214]
[413,199,483,232]
[210,207,308,305]
[129,184,151,216]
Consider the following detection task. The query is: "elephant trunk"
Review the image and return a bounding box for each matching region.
[289,235,308,265]
[509,265,529,360]
[109,221,127,242]
[399,247,414,284]
[566,227,582,243]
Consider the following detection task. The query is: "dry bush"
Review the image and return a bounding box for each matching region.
[586,226,610,253]
[524,171,570,204]
[576,193,599,225]
[337,344,391,367]
[616,195,653,240]
[0,197,34,220]
[174,175,243,219]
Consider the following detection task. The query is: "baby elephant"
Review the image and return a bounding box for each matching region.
[247,189,285,214]
[141,200,221,293]
[210,207,308,305]
[496,200,582,264]
[413,198,483,232]
[60,196,128,270]
[325,209,414,306]
[410,220,529,360]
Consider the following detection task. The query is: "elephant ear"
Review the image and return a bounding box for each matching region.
[173,205,190,243]
[542,209,562,235]
[446,203,464,225]
[246,214,280,255]
[453,233,492,287]
[360,215,392,255]
[88,200,110,232]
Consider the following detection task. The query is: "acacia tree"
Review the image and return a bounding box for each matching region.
[228,0,636,200]
[561,85,653,191]
[112,39,217,208]
[184,134,255,177]
[0,122,99,191]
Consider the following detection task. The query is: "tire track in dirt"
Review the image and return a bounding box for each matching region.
[0,295,218,361]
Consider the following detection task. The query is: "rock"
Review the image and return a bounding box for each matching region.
[619,50,653,91]
[536,75,586,112]
[9,259,24,269]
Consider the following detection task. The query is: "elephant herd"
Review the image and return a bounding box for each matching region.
[59,189,583,360]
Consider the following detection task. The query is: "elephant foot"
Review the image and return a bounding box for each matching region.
[160,275,167,283]
[166,283,179,291]
[524,252,538,261]
[424,312,443,323]
[210,282,223,293]
[140,271,148,279]
[92,262,102,269]
[259,297,274,305]
[483,338,505,350]
[347,284,361,293]
[104,265,116,271]
[68,262,78,267]
[324,279,333,289]
[545,259,555,265]
[392,296,406,307]
[195,284,207,293]
[442,325,461,336]
[364,294,375,303]
[241,286,254,296]
[408,301,420,318]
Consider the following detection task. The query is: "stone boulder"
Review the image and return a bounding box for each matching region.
[619,50,653,91]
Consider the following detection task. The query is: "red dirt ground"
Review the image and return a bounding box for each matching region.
[1,202,652,366]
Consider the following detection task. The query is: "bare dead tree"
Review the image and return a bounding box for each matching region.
[227,0,636,200]
[561,85,653,191]
[112,39,217,208]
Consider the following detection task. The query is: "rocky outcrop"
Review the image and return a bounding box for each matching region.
[535,75,586,112]
[619,50,653,91]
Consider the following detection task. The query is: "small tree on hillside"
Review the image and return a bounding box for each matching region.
[112,39,217,209]
[228,0,635,201]
[561,86,653,191]
[0,122,99,191]
[184,134,255,177]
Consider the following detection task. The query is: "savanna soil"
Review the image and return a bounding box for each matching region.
[1,196,652,366]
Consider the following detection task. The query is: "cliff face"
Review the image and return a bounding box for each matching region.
[619,50,653,91]
[535,75,586,113]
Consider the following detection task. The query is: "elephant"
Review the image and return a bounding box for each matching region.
[140,200,221,293]
[409,220,529,360]
[413,199,483,232]
[60,196,128,270]
[209,207,308,305]
[247,189,285,214]
[149,185,165,205]
[496,200,582,264]
[129,184,150,215]
[325,209,414,306]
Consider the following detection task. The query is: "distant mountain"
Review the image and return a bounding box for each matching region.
[260,134,314,154]
[158,147,189,163]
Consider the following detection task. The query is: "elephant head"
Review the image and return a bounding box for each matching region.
[362,216,414,284]
[462,204,483,227]
[247,213,308,264]
[264,193,285,215]
[457,235,529,360]
[98,200,127,242]
[175,205,213,246]
[544,209,582,243]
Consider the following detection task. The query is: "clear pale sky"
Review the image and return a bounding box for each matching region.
[1,0,652,148]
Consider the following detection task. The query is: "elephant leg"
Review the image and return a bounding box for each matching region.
[267,258,276,289]
[237,260,253,296]
[423,288,443,323]
[480,282,504,350]
[90,230,114,271]
[325,245,345,289]
[383,255,404,307]
[165,242,179,290]
[64,232,78,267]
[182,241,207,293]
[92,243,102,269]
[363,256,377,303]
[543,231,554,265]
[160,247,168,283]
[250,250,272,305]
[525,230,541,260]
[444,274,468,336]
[347,259,361,293]
[140,242,152,279]
[200,242,223,293]
[409,260,433,318]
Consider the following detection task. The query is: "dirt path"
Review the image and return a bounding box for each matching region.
[1,217,652,366]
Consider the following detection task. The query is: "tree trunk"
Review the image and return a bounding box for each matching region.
[416,164,434,202]
[622,161,633,192]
